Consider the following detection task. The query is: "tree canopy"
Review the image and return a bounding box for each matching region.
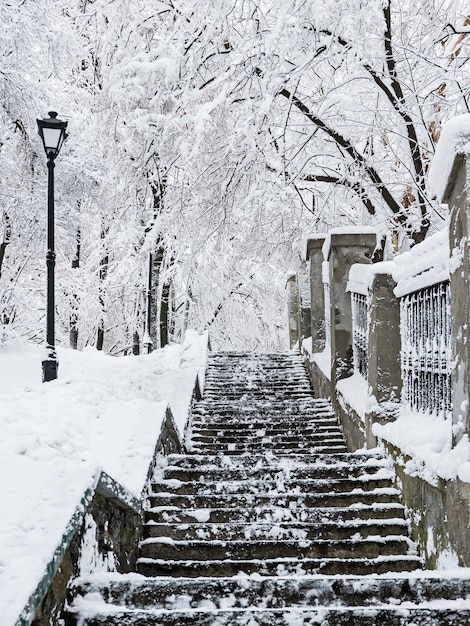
[0,0,468,352]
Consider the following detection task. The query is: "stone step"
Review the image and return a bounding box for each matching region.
[146,503,407,524]
[191,406,334,416]
[191,421,340,433]
[159,463,389,482]
[189,433,345,446]
[189,443,349,454]
[70,574,470,613]
[139,536,413,562]
[199,393,318,401]
[143,519,410,541]
[202,389,312,394]
[203,381,311,389]
[161,452,385,469]
[150,477,395,496]
[190,418,338,430]
[147,488,402,511]
[136,555,422,577]
[64,607,470,626]
[190,412,337,423]
[189,428,342,441]
[198,398,321,407]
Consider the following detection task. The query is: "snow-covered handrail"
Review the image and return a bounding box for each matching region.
[15,470,140,626]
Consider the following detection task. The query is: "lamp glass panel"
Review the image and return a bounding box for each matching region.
[42,127,62,150]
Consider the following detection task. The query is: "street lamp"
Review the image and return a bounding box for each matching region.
[37,111,68,382]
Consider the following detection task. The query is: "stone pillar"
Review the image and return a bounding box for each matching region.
[286,273,300,349]
[445,153,470,445]
[327,231,377,388]
[365,270,402,448]
[298,262,311,347]
[306,236,326,353]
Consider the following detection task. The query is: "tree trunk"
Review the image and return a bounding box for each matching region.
[0,211,11,280]
[150,242,165,348]
[160,279,171,347]
[96,227,108,351]
[132,330,140,355]
[69,228,80,350]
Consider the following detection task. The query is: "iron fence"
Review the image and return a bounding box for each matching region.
[351,292,368,379]
[400,281,451,415]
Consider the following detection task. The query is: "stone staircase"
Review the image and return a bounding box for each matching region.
[66,352,470,625]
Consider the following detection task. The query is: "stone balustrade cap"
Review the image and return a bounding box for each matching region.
[305,235,326,260]
[322,227,378,260]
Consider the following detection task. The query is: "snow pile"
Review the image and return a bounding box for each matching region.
[336,372,369,419]
[0,330,207,626]
[392,228,449,298]
[373,411,470,486]
[428,113,470,202]
[347,261,395,296]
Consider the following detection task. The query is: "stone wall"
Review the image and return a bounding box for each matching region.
[28,401,187,626]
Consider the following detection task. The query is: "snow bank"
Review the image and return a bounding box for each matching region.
[0,329,208,626]
[373,410,470,486]
[428,114,470,202]
[336,372,369,420]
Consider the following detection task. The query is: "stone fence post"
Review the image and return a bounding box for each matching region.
[306,236,326,353]
[443,152,470,445]
[298,263,311,349]
[326,230,377,389]
[365,269,402,447]
[286,273,300,349]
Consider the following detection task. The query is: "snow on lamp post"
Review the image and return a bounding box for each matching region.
[37,111,68,382]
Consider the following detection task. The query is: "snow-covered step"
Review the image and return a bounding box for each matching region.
[161,452,386,469]
[64,605,470,626]
[193,423,342,443]
[70,574,470,614]
[189,442,349,454]
[160,462,387,482]
[137,555,421,578]
[144,519,410,542]
[191,405,336,416]
[189,433,347,446]
[150,477,396,496]
[188,426,342,440]
[190,412,337,423]
[145,503,409,525]
[189,433,346,447]
[147,489,405,513]
[139,536,413,562]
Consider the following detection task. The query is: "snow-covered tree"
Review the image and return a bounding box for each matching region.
[1,0,468,352]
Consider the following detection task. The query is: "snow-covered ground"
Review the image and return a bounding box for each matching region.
[0,330,207,626]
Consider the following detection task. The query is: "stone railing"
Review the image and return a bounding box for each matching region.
[289,119,470,568]
[19,375,203,626]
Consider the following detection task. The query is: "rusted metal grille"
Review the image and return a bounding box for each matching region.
[400,281,451,415]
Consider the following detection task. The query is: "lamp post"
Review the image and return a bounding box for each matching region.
[36,111,68,382]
